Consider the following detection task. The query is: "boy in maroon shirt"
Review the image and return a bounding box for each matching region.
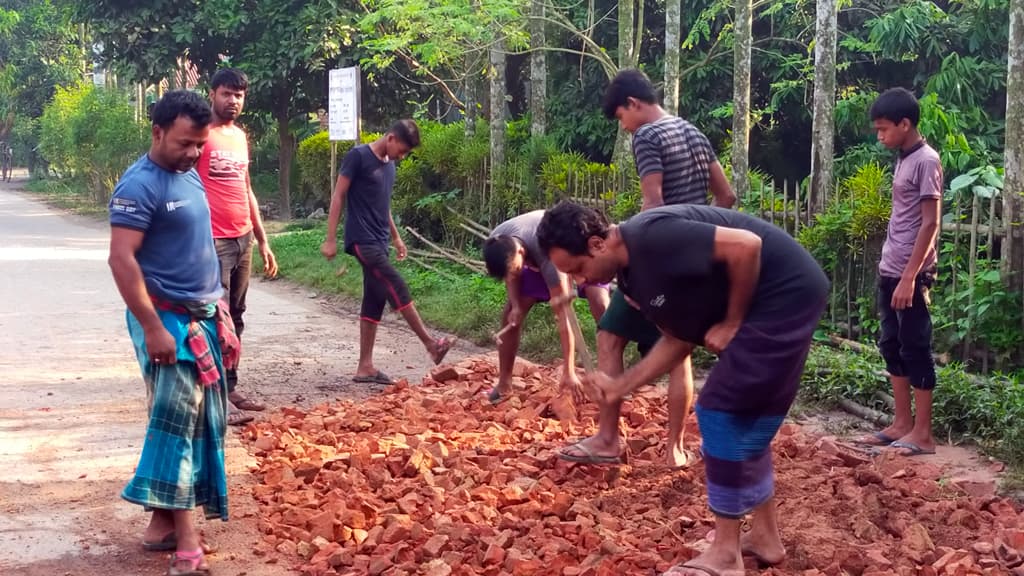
[858,87,943,457]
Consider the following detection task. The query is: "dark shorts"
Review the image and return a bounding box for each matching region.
[347,243,413,322]
[696,300,825,518]
[877,273,936,390]
[518,268,609,303]
[597,289,662,356]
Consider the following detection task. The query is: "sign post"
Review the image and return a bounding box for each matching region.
[327,67,360,197]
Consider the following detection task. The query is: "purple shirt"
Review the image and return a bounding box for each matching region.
[879,142,943,279]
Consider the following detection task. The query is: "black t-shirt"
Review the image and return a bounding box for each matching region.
[618,205,830,344]
[340,145,396,250]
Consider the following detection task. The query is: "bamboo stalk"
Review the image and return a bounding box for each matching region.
[838,398,893,426]
[407,255,460,281]
[962,193,981,361]
[404,226,485,273]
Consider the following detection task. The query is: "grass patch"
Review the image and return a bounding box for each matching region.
[801,343,1024,469]
[261,225,603,364]
[23,178,108,218]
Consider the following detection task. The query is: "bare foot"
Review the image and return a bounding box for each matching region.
[142,517,175,544]
[662,548,745,576]
[741,530,786,566]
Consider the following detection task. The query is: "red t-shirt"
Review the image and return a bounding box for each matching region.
[196,124,253,239]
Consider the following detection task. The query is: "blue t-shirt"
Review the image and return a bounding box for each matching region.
[109,155,223,304]
[340,145,396,251]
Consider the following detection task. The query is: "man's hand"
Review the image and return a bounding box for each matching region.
[260,244,279,278]
[892,277,916,310]
[585,371,630,405]
[145,325,177,366]
[393,237,408,261]
[560,368,586,405]
[704,320,741,354]
[508,305,524,328]
[320,239,338,261]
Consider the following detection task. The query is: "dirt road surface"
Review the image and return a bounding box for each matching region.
[0,175,475,576]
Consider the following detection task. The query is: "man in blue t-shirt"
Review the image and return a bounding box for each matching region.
[320,120,455,384]
[108,91,228,575]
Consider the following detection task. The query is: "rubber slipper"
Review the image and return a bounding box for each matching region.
[227,408,254,427]
[353,370,394,385]
[230,397,266,411]
[486,387,510,405]
[143,533,216,554]
[168,548,210,576]
[557,440,622,465]
[431,337,456,365]
[855,431,897,446]
[668,448,699,471]
[662,562,723,576]
[890,440,936,456]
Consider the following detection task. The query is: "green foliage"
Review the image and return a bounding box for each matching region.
[38,84,147,200]
[802,346,1024,466]
[295,131,376,205]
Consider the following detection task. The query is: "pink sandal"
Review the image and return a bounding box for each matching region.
[168,548,210,576]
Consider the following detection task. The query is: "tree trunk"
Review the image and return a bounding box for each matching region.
[465,54,479,136]
[731,0,753,199]
[530,0,547,138]
[1003,0,1024,296]
[810,0,838,211]
[664,0,681,116]
[275,91,294,220]
[489,40,507,171]
[612,0,636,169]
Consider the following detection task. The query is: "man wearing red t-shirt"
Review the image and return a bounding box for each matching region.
[197,68,279,425]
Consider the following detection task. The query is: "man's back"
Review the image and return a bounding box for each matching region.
[632,116,716,206]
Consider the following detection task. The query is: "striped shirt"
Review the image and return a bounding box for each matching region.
[632,116,716,206]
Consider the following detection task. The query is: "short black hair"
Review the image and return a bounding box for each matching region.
[601,68,658,119]
[483,236,518,279]
[150,90,212,130]
[389,119,421,149]
[537,201,611,256]
[211,68,249,92]
[870,87,920,127]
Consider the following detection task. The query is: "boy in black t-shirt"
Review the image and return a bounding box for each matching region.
[538,202,828,576]
[321,120,455,384]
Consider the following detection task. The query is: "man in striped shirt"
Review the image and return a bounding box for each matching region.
[558,69,735,468]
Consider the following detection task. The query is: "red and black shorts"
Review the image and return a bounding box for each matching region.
[346,243,413,323]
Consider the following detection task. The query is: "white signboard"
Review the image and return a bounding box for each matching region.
[328,67,360,141]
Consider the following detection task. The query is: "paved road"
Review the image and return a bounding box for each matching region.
[0,176,472,575]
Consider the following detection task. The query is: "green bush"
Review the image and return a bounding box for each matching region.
[295,131,378,206]
[38,84,147,201]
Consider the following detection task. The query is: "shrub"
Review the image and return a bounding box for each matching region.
[38,84,146,200]
[295,131,378,207]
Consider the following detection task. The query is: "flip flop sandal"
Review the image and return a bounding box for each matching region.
[890,440,936,456]
[227,409,254,427]
[167,548,210,576]
[143,533,217,554]
[431,337,456,365]
[668,448,700,471]
[855,431,897,446]
[230,397,266,411]
[486,387,511,405]
[352,370,394,385]
[557,440,623,465]
[662,562,722,576]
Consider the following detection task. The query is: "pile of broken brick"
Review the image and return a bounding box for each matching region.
[241,355,1024,576]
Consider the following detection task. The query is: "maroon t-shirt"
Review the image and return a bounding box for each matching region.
[879,142,943,279]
